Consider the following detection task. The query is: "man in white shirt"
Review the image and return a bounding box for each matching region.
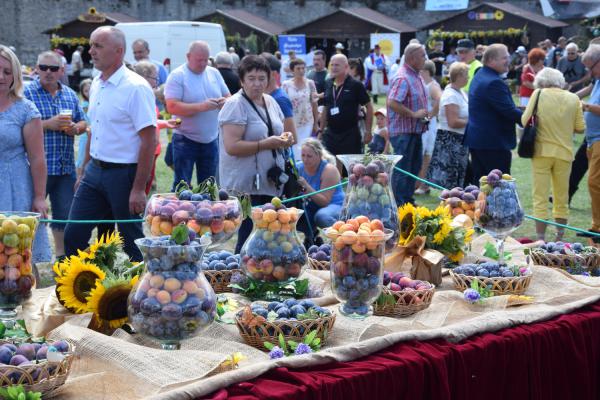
[165,41,230,189]
[64,26,157,261]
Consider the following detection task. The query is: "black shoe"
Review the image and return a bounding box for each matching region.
[576,229,600,243]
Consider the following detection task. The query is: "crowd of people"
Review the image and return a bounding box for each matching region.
[1,28,600,270]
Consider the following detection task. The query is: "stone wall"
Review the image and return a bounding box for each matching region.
[0,0,542,64]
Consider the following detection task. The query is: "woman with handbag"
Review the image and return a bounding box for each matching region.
[218,55,294,252]
[521,68,585,241]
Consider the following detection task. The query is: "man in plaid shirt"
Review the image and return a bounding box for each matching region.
[24,51,86,260]
[386,43,428,206]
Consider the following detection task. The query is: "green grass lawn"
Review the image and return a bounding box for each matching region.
[152,97,592,243]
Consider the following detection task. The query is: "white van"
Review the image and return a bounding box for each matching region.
[115,21,227,71]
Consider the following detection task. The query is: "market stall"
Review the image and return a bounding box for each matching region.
[420,2,568,51]
[285,7,417,60]
[195,9,284,54]
[42,8,139,70]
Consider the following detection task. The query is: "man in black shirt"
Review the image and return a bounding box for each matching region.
[307,49,327,106]
[319,54,373,158]
[215,51,241,94]
[427,41,445,82]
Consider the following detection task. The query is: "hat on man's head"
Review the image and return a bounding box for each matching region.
[517,46,527,54]
[335,42,345,50]
[456,39,475,51]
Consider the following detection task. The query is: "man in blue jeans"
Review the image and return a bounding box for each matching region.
[165,41,230,189]
[386,43,428,206]
[24,50,87,260]
[64,26,156,261]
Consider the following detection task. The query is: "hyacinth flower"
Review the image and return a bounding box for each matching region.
[464,288,481,304]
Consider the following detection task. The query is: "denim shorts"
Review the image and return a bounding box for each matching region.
[46,173,76,230]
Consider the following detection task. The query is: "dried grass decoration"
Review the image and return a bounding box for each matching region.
[0,340,74,398]
[235,305,336,351]
[53,232,142,332]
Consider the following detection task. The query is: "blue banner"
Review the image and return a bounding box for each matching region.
[425,0,469,11]
[278,35,306,55]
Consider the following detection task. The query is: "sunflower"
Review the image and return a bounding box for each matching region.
[86,276,136,330]
[86,231,123,270]
[53,256,73,278]
[398,203,417,246]
[448,251,464,263]
[56,258,106,313]
[433,218,453,245]
[465,228,475,244]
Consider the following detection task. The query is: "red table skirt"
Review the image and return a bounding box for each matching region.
[203,299,600,400]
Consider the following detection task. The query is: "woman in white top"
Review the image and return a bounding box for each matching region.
[282,58,318,163]
[415,60,441,195]
[426,62,470,189]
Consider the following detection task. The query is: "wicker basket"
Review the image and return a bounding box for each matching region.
[307,257,330,271]
[235,312,336,351]
[449,270,532,295]
[203,269,239,293]
[373,286,435,317]
[0,341,75,398]
[529,248,600,270]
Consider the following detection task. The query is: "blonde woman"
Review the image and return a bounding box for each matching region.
[427,62,470,189]
[0,45,50,262]
[521,67,585,241]
[296,138,344,245]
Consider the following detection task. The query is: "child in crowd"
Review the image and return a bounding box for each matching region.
[368,108,390,154]
[76,79,92,178]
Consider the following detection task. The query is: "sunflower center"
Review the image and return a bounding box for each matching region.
[73,271,102,303]
[400,213,414,237]
[97,286,130,321]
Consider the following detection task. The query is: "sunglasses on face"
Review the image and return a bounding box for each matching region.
[38,65,60,72]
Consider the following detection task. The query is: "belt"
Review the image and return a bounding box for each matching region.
[91,158,137,169]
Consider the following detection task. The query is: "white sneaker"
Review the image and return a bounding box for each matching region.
[414,187,430,195]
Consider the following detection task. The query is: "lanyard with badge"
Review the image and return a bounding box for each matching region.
[241,91,278,191]
[330,81,344,116]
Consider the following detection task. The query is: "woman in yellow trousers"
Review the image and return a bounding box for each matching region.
[521,68,585,241]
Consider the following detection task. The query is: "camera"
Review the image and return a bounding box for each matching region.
[267,166,289,190]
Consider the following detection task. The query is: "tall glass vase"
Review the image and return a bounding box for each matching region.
[0,212,39,328]
[128,238,216,350]
[337,154,402,250]
[475,177,524,264]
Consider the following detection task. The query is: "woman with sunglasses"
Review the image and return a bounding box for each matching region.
[0,45,50,263]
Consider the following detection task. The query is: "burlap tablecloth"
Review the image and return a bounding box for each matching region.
[21,236,600,399]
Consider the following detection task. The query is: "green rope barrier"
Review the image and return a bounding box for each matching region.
[39,218,144,224]
[281,180,348,204]
[393,166,600,238]
[34,167,600,238]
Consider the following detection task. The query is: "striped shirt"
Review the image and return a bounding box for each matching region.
[24,79,84,175]
[387,64,427,136]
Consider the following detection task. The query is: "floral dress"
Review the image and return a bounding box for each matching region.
[0,99,51,262]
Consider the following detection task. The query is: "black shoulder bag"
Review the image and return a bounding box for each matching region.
[241,92,301,200]
[518,89,542,159]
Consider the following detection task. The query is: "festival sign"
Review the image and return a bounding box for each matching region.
[278,35,306,55]
[370,33,400,63]
[425,0,469,11]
